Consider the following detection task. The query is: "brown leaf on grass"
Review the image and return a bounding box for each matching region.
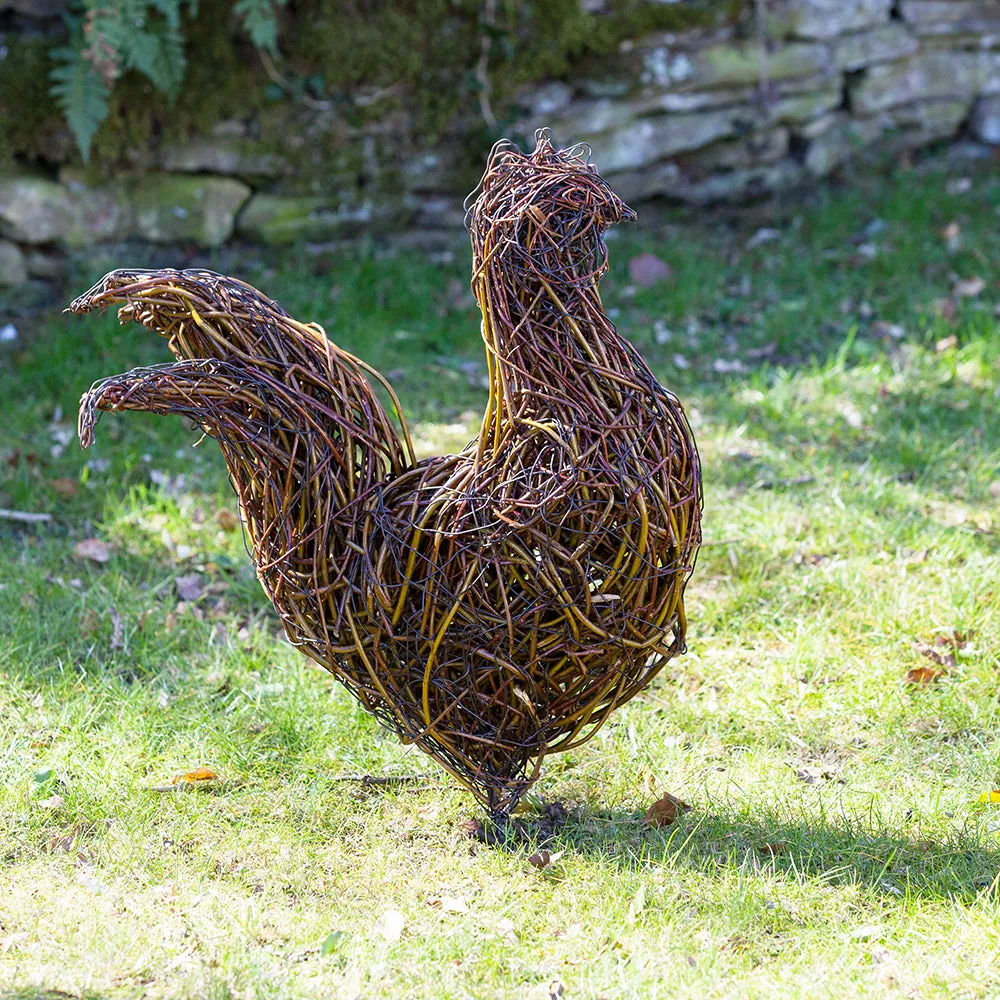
[172,765,218,785]
[933,629,973,651]
[175,573,205,601]
[426,895,469,913]
[990,482,1000,500]
[73,538,111,563]
[49,478,78,498]
[217,509,239,532]
[935,334,958,353]
[644,791,690,828]
[628,253,673,288]
[19,592,37,610]
[953,275,985,299]
[905,665,945,685]
[915,641,957,669]
[527,849,565,869]
[794,764,837,785]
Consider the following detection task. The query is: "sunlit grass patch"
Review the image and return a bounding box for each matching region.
[1,162,999,998]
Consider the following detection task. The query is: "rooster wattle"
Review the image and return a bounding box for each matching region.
[73,132,702,814]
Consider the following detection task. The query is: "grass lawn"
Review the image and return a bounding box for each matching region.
[2,158,999,1000]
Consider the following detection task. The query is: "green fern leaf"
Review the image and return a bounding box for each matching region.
[142,20,187,98]
[233,0,285,55]
[49,46,110,163]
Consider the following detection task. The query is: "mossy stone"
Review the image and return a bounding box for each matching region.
[0,174,75,243]
[133,175,251,246]
[237,192,413,244]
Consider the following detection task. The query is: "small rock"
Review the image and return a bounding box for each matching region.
[73,538,111,564]
[953,275,985,299]
[627,252,673,288]
[175,573,205,602]
[0,240,28,286]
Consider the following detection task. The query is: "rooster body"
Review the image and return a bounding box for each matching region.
[74,135,702,813]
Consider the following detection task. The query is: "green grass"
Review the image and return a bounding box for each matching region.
[2,160,999,999]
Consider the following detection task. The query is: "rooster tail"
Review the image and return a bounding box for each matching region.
[79,358,391,652]
[72,268,414,475]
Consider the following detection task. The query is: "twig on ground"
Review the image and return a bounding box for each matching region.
[0,509,53,523]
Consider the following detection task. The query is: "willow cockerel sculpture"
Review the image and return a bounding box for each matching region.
[73,132,702,814]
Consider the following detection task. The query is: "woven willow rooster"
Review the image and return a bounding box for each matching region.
[73,132,702,814]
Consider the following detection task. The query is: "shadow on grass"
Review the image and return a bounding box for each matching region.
[529,804,1000,904]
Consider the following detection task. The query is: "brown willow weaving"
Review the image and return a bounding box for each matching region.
[73,131,703,814]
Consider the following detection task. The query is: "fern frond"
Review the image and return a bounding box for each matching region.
[234,0,285,55]
[49,45,110,163]
[142,19,187,98]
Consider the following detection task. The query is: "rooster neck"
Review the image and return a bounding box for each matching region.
[472,236,653,461]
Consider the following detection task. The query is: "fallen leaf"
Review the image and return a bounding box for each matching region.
[171,766,218,785]
[73,538,111,564]
[905,665,945,685]
[49,478,78,498]
[990,482,1000,500]
[217,509,239,532]
[628,252,673,288]
[953,275,985,299]
[527,849,565,869]
[644,791,690,828]
[935,334,958,353]
[933,629,973,651]
[37,794,65,809]
[175,573,205,601]
[915,641,957,668]
[795,765,834,784]
[19,592,37,610]
[426,895,469,913]
[374,908,405,942]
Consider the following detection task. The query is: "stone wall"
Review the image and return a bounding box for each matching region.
[3,0,1000,300]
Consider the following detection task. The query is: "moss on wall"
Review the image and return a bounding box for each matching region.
[0,0,747,173]
[288,0,747,135]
